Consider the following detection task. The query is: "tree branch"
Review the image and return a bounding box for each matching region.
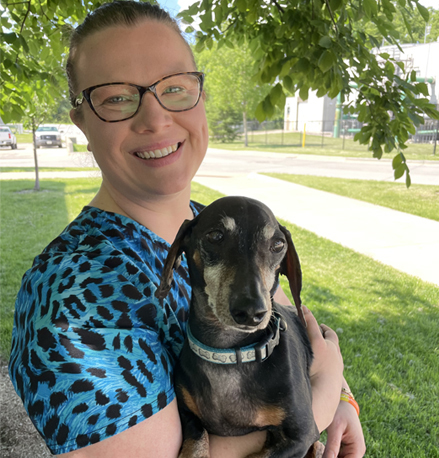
[271,0,285,15]
[19,1,31,34]
[324,0,339,33]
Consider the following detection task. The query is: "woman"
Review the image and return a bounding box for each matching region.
[9,2,365,457]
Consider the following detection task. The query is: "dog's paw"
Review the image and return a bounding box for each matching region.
[306,440,325,458]
[178,430,210,458]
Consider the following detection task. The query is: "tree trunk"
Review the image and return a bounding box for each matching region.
[243,110,248,147]
[32,117,40,191]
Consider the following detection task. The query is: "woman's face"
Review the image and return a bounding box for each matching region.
[71,20,208,203]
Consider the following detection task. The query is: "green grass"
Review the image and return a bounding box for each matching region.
[15,133,33,143]
[210,131,439,161]
[265,174,439,222]
[1,178,438,457]
[73,143,88,152]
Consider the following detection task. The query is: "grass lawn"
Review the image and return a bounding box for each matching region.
[15,133,33,143]
[1,178,438,457]
[265,174,439,222]
[210,131,439,162]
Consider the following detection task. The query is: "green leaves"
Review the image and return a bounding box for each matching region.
[1,0,103,123]
[180,0,439,181]
[392,152,411,187]
[318,50,336,73]
[416,2,429,22]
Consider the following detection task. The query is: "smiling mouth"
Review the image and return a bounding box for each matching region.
[134,142,181,160]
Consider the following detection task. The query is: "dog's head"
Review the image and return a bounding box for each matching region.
[156,196,306,331]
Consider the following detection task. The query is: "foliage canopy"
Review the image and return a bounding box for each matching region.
[180,0,439,186]
[2,0,439,185]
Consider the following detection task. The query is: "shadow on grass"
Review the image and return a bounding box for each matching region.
[307,275,438,457]
[0,179,98,359]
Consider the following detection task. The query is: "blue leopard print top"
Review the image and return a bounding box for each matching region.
[9,203,203,454]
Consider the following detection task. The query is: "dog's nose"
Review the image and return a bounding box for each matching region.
[230,296,267,327]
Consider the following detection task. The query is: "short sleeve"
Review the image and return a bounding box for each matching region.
[8,208,191,454]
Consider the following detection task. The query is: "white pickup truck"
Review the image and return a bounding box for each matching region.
[0,126,17,149]
[35,125,63,148]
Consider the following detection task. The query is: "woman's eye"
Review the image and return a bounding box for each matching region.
[206,230,224,243]
[162,85,185,95]
[271,240,285,253]
[103,95,132,105]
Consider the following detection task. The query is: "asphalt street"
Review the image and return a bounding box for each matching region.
[1,143,438,185]
[200,148,439,185]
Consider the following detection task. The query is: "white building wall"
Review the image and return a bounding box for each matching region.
[285,41,439,135]
[284,92,325,133]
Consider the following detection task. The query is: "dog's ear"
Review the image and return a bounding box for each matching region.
[155,218,196,299]
[279,224,307,327]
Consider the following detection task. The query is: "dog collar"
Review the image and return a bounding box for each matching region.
[186,314,287,365]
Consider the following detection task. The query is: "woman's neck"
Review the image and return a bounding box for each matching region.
[88,181,194,244]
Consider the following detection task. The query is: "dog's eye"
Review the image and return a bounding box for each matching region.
[271,240,285,253]
[206,230,224,243]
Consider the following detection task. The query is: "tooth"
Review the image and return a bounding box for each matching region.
[171,144,177,152]
[144,152,151,159]
[154,149,163,158]
[167,146,173,154]
[137,152,145,159]
[149,151,155,158]
[161,148,169,157]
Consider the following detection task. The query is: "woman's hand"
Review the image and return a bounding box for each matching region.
[304,306,344,433]
[323,400,366,458]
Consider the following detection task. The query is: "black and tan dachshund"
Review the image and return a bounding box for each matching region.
[156,196,323,458]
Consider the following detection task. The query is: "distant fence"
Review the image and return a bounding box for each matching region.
[234,118,438,154]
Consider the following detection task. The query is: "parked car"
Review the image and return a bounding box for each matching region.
[0,126,17,149]
[35,125,63,148]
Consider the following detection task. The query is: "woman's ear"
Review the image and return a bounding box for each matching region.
[70,108,84,130]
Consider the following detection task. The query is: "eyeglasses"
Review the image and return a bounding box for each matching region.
[73,72,204,123]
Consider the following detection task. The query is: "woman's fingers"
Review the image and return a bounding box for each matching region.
[320,324,340,348]
[303,306,324,343]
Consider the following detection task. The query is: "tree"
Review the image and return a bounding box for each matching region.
[180,0,439,187]
[1,0,106,190]
[363,5,439,44]
[195,41,275,144]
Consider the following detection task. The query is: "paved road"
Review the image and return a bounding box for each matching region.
[0,143,97,169]
[200,148,439,185]
[1,144,438,185]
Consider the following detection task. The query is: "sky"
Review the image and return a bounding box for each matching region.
[158,0,186,18]
[419,0,439,7]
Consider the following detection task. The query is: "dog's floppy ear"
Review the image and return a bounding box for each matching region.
[279,224,307,327]
[155,218,196,299]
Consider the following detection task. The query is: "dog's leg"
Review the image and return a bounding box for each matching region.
[178,407,210,458]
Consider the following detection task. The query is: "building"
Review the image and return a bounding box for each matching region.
[284,41,439,141]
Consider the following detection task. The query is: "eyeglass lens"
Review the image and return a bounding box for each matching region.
[89,74,201,121]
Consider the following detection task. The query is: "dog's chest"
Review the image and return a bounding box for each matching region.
[194,364,276,436]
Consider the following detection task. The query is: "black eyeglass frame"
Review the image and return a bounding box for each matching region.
[73,71,205,123]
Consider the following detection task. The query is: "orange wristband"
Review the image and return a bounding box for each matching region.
[340,390,360,416]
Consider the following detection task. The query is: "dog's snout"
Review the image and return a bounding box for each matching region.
[230,295,267,327]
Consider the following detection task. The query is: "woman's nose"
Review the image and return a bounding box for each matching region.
[131,91,173,132]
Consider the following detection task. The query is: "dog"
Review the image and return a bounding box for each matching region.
[156,196,322,458]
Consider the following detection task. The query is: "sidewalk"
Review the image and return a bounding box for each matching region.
[193,172,439,287]
[2,169,438,287]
